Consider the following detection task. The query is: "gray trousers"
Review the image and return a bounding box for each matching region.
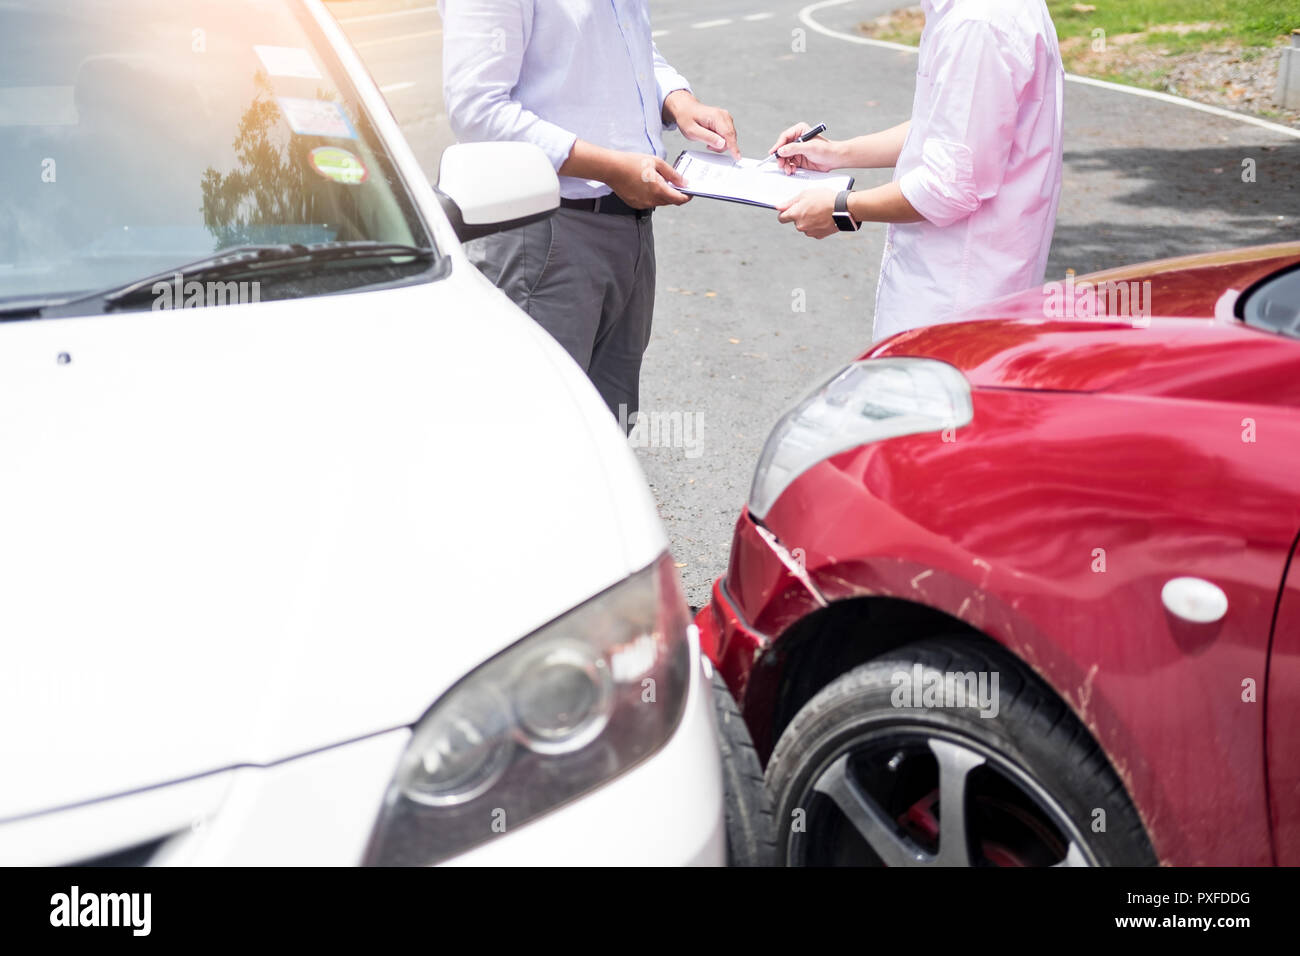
[465,207,656,424]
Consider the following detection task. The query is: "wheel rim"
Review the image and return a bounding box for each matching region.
[787,726,1094,867]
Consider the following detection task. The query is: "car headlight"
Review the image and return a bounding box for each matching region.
[364,553,692,865]
[748,358,972,520]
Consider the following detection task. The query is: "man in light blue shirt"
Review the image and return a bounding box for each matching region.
[441,0,738,422]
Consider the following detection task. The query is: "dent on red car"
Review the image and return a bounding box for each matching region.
[700,242,1300,866]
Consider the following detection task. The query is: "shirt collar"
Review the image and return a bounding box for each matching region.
[921,0,957,19]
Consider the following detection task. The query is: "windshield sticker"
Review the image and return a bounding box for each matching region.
[309,146,369,185]
[254,45,323,79]
[276,97,357,139]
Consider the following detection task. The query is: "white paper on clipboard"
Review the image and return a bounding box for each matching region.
[672,150,854,209]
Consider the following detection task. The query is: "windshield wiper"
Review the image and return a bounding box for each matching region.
[0,298,59,320]
[31,241,436,318]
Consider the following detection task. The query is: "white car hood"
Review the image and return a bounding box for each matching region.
[0,271,665,820]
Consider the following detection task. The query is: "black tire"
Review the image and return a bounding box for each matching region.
[766,637,1156,867]
[711,668,777,866]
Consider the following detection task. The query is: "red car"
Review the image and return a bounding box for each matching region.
[697,242,1300,867]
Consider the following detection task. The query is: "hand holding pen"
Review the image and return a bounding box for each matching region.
[764,122,842,175]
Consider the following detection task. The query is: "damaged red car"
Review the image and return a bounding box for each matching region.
[697,242,1300,867]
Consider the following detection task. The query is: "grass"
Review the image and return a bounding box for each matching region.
[1047,0,1294,107]
[862,1,1295,50]
[1095,65,1170,87]
[1048,1,1293,51]
[859,0,1298,124]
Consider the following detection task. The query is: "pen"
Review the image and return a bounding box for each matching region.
[758,123,827,166]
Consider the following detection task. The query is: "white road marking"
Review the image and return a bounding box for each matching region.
[743,12,775,21]
[652,29,670,38]
[380,81,417,93]
[797,0,917,53]
[692,19,733,29]
[798,0,1300,139]
[1063,74,1300,139]
[355,28,441,48]
[336,5,439,25]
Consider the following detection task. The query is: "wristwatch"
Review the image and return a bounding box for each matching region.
[833,190,861,232]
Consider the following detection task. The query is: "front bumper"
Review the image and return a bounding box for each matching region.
[1,638,725,867]
[696,510,825,720]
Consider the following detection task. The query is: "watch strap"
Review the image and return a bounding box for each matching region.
[834,190,860,231]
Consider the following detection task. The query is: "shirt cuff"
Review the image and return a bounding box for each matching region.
[525,120,579,171]
[656,74,692,130]
[897,138,980,229]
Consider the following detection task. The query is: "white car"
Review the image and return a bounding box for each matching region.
[0,0,724,866]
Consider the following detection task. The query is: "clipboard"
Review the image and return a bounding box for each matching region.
[672,150,855,209]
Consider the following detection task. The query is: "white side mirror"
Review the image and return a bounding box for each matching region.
[436,142,559,242]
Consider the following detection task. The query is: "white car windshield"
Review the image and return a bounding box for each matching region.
[0,0,434,306]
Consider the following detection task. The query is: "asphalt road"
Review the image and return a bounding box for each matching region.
[331,0,1300,607]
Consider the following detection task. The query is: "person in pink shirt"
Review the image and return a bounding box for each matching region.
[771,0,1064,341]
